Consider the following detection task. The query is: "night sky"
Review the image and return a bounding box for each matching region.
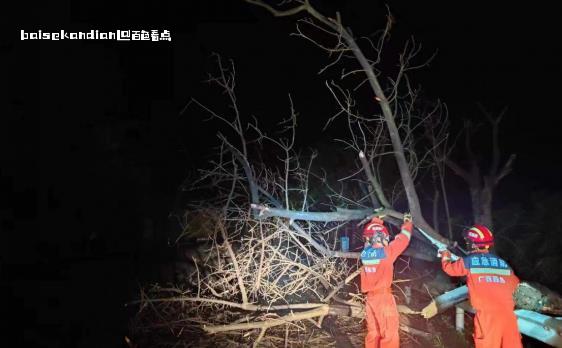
[4,1,562,347]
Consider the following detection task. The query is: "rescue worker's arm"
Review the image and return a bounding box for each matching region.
[387,219,413,262]
[440,250,469,276]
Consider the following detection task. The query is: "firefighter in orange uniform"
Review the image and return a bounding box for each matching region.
[360,213,413,348]
[440,224,522,348]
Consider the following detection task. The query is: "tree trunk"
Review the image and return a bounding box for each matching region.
[480,179,494,228]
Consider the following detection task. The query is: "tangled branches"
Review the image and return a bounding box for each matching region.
[129,209,362,347]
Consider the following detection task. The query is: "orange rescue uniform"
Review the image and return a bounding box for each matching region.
[441,250,522,348]
[360,222,413,348]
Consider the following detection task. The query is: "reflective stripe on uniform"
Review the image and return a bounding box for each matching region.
[362,259,381,265]
[470,267,512,276]
[401,229,411,239]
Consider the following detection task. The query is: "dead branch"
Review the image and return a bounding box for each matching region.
[204,305,330,334]
[217,221,248,305]
[359,150,390,208]
[251,203,371,222]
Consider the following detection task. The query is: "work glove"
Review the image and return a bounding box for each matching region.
[371,207,386,223]
[371,208,386,220]
[402,212,413,230]
[403,212,412,223]
[438,248,452,261]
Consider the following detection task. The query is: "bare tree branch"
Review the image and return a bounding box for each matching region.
[251,203,371,222]
[359,150,390,208]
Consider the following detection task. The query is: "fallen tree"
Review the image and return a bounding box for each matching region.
[128,209,428,347]
[127,1,562,346]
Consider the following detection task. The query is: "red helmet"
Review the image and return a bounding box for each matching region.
[363,217,389,238]
[465,224,494,247]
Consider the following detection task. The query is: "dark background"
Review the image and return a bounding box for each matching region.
[3,1,561,347]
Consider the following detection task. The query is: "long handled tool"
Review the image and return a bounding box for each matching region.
[416,226,462,261]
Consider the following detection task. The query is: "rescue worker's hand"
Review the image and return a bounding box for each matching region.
[401,212,413,230]
[403,212,412,223]
[372,208,386,222]
[438,248,451,261]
